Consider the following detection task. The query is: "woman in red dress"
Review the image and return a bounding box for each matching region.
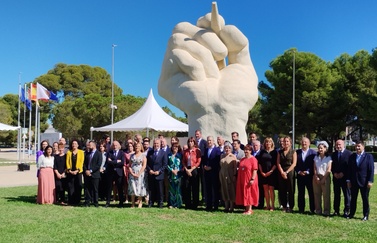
[236,144,259,215]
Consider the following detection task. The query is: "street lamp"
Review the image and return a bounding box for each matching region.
[292,50,296,150]
[111,44,117,143]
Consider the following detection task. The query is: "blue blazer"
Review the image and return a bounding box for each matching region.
[105,149,125,177]
[331,149,352,174]
[295,148,316,175]
[146,149,168,180]
[83,150,102,179]
[203,146,221,172]
[347,152,374,187]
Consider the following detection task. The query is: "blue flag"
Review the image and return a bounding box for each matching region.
[19,87,31,110]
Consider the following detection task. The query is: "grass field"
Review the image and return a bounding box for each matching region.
[0,181,376,243]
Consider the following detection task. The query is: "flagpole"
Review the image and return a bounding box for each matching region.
[17,73,21,161]
[34,97,38,153]
[28,89,32,159]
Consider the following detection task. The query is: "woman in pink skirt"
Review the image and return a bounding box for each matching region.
[37,145,56,204]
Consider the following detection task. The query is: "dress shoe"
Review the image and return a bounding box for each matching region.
[362,216,368,221]
[333,212,340,216]
[346,215,354,219]
[105,203,110,208]
[159,203,164,208]
[118,204,123,208]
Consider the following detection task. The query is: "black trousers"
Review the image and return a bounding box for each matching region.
[148,176,164,205]
[106,172,124,205]
[350,184,370,217]
[84,176,99,205]
[67,173,82,205]
[278,171,295,209]
[55,178,66,203]
[182,168,199,209]
[204,170,220,210]
[297,174,315,212]
[333,177,350,214]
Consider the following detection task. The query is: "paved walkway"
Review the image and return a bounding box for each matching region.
[0,149,37,188]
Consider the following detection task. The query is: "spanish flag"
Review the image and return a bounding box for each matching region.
[29,83,39,106]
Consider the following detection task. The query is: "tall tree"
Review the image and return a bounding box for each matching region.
[260,49,337,145]
[332,50,377,139]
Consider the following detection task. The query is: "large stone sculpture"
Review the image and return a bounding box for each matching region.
[158,2,258,143]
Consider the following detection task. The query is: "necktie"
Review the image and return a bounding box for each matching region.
[338,152,341,160]
[356,154,361,166]
[89,152,93,170]
[114,151,117,158]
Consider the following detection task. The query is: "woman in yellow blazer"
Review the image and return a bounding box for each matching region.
[66,139,84,205]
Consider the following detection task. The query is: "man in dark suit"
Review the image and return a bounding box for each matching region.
[347,141,374,221]
[331,139,352,217]
[105,140,125,207]
[147,138,168,208]
[203,136,221,211]
[83,141,102,207]
[295,137,316,213]
[195,129,207,205]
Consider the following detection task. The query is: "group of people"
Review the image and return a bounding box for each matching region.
[35,131,374,220]
[254,135,374,221]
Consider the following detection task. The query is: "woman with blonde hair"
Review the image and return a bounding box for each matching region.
[277,136,297,213]
[128,143,147,208]
[258,137,277,211]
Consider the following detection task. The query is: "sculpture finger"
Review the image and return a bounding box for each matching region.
[170,48,207,81]
[219,25,252,66]
[168,33,220,79]
[173,22,227,62]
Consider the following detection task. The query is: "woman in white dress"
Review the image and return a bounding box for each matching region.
[128,143,147,208]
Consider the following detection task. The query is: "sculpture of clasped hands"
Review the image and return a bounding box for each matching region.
[158,2,258,143]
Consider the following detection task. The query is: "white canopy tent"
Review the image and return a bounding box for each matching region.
[91,89,188,136]
[0,122,20,131]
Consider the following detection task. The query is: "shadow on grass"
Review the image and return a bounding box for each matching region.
[4,195,36,204]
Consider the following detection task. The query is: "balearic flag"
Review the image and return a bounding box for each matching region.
[36,83,50,100]
[36,83,58,101]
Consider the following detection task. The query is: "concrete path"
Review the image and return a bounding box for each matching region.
[0,149,37,188]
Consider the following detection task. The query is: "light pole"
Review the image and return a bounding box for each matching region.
[292,50,296,150]
[111,44,117,143]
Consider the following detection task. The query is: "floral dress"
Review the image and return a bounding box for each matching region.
[128,153,147,197]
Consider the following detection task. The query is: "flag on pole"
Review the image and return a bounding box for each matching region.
[29,83,39,107]
[20,87,32,110]
[36,83,58,101]
[36,83,50,100]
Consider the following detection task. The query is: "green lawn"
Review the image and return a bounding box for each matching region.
[0,181,376,243]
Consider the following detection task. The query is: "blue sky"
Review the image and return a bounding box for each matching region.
[1,0,376,117]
